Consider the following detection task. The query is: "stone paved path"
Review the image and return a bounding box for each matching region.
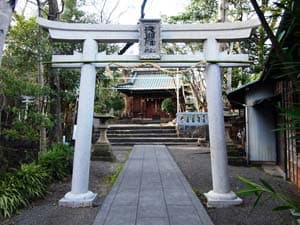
[92,145,214,225]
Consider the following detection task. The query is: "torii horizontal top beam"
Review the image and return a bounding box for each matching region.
[49,52,250,68]
[37,18,260,42]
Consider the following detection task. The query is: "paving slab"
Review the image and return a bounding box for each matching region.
[92,145,214,225]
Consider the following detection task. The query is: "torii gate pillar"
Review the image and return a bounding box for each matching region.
[204,37,242,207]
[59,39,97,207]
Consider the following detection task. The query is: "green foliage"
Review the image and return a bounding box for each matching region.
[0,163,48,218]
[161,98,176,114]
[38,143,73,181]
[94,70,124,116]
[2,112,53,141]
[0,15,53,141]
[0,144,73,218]
[165,0,218,23]
[13,164,49,200]
[0,174,27,218]
[60,0,86,23]
[3,15,51,71]
[163,0,291,89]
[227,0,252,21]
[276,107,300,140]
[237,176,300,213]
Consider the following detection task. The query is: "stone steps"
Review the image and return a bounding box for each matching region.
[227,144,247,166]
[108,133,177,138]
[108,125,175,130]
[106,129,176,134]
[109,137,198,143]
[93,123,198,146]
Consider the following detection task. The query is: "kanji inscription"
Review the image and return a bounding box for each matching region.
[139,19,161,59]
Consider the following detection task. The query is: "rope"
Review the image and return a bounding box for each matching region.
[104,61,207,75]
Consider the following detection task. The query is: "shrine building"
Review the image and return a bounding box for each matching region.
[116,70,183,119]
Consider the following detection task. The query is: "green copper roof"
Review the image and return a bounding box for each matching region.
[117,73,181,91]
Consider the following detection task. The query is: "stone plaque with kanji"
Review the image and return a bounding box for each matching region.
[139,19,161,59]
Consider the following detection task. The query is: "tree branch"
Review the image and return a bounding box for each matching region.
[106,0,121,23]
[100,0,108,23]
[118,0,148,55]
[141,0,147,19]
[250,0,285,61]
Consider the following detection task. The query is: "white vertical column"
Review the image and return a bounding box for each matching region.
[59,39,97,207]
[176,70,180,114]
[0,2,13,65]
[204,37,242,207]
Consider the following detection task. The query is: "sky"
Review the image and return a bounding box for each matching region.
[16,0,190,24]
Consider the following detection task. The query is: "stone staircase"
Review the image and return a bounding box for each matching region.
[93,124,199,146]
[227,143,247,166]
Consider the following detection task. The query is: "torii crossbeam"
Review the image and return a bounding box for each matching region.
[38,17,260,208]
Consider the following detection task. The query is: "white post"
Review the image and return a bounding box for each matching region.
[176,69,180,114]
[0,1,13,65]
[24,100,29,120]
[204,37,242,207]
[59,39,97,207]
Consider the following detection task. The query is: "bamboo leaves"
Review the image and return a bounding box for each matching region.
[237,176,300,214]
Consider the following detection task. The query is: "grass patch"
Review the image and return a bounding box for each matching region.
[192,187,207,205]
[104,164,123,186]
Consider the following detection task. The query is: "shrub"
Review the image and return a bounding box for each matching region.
[0,173,27,218]
[14,164,49,199]
[0,163,48,218]
[0,143,73,218]
[161,98,176,115]
[38,143,73,181]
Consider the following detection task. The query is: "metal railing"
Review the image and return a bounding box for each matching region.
[176,112,208,128]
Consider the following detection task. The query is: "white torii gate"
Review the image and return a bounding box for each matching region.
[38,18,259,208]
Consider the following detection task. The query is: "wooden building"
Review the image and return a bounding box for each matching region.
[117,71,182,119]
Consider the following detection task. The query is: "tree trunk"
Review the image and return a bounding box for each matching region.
[219,0,226,22]
[47,0,63,143]
[48,0,59,20]
[50,70,63,142]
[0,0,13,65]
[38,54,47,150]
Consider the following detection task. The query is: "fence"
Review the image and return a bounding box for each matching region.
[176,112,208,128]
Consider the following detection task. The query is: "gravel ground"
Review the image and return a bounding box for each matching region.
[168,145,300,225]
[1,145,299,225]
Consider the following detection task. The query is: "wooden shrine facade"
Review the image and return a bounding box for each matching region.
[117,71,182,119]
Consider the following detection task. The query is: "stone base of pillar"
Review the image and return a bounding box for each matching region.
[59,191,97,207]
[92,143,115,161]
[204,190,242,208]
